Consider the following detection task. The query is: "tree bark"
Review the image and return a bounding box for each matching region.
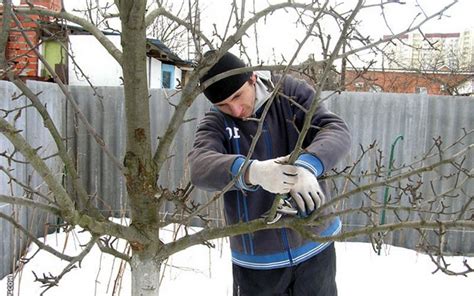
[0,0,12,68]
[118,0,159,226]
[130,253,162,296]
[117,2,161,295]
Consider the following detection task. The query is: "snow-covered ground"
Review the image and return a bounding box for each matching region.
[1,223,472,296]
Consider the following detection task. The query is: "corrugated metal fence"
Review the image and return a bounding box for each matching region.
[0,81,64,278]
[1,81,473,279]
[325,92,473,254]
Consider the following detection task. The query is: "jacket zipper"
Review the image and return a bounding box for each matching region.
[263,121,294,265]
[230,118,254,255]
[281,229,294,265]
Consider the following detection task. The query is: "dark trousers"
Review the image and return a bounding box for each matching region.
[232,243,337,296]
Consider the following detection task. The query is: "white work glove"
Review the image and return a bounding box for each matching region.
[289,166,325,216]
[247,156,298,194]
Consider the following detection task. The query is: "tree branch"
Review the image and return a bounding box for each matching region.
[0,194,60,215]
[152,2,328,174]
[0,116,76,219]
[33,235,99,294]
[145,5,213,49]
[336,1,457,62]
[0,165,55,203]
[161,142,473,257]
[97,238,131,262]
[9,10,125,174]
[313,143,474,219]
[0,211,75,261]
[0,0,12,70]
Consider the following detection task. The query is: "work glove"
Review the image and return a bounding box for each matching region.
[247,156,298,194]
[289,166,325,216]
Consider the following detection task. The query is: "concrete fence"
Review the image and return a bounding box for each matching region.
[1,80,473,279]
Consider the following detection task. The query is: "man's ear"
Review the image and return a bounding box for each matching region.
[249,73,257,85]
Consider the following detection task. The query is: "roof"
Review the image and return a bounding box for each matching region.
[146,38,191,67]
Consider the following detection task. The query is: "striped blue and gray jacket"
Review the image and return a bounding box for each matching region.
[189,74,351,270]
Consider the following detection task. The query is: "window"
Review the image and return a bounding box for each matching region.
[370,85,383,93]
[355,81,364,90]
[162,70,171,89]
[415,86,427,94]
[161,63,175,89]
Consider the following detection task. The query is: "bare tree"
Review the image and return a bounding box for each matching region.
[146,0,196,57]
[0,0,472,295]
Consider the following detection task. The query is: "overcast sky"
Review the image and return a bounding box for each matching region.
[13,0,474,64]
[196,0,474,64]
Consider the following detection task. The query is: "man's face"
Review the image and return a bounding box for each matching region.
[214,74,257,119]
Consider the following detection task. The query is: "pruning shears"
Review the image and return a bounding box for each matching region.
[265,196,299,224]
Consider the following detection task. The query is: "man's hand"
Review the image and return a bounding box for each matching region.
[247,156,297,194]
[289,167,325,215]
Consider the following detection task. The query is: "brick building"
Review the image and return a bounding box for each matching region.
[1,0,62,79]
[1,0,191,88]
[344,68,473,95]
[354,30,474,96]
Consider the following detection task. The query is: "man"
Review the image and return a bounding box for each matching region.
[188,50,351,296]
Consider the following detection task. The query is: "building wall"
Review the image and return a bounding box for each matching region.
[68,35,123,86]
[148,57,162,89]
[0,0,63,78]
[20,0,62,12]
[2,1,183,88]
[383,34,411,69]
[3,13,41,77]
[68,35,181,88]
[384,30,474,71]
[345,69,472,95]
[175,67,183,88]
[460,29,474,70]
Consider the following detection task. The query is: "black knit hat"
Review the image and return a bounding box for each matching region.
[200,51,252,104]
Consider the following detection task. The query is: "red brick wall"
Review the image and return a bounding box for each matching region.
[20,0,62,12]
[5,14,41,77]
[1,0,62,78]
[345,70,471,95]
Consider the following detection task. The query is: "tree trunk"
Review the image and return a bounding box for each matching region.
[117,2,162,295]
[119,0,159,223]
[130,253,162,296]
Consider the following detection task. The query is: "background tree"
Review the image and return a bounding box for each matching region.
[0,0,472,295]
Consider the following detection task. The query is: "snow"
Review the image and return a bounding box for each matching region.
[1,221,472,296]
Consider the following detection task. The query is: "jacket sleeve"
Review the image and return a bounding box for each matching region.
[282,75,351,177]
[187,111,256,192]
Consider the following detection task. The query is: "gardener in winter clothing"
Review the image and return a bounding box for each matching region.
[188,50,351,296]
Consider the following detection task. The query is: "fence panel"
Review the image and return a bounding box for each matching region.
[1,81,473,280]
[325,91,474,254]
[0,81,63,278]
